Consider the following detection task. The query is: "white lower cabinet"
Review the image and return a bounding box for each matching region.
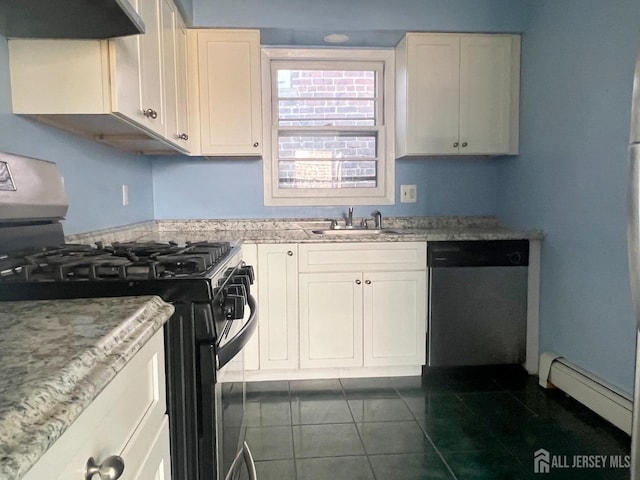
[299,269,426,370]
[252,242,427,377]
[23,330,170,480]
[256,243,299,370]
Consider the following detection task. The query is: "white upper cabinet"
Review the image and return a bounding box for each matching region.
[188,29,262,156]
[395,33,520,157]
[174,16,192,150]
[8,0,189,154]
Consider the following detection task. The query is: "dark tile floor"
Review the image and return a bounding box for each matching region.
[241,366,631,480]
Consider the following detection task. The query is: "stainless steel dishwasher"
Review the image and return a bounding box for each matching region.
[427,240,529,367]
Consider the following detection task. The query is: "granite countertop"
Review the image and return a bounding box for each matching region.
[126,216,544,245]
[0,296,175,480]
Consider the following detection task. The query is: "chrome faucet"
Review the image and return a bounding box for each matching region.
[372,210,382,229]
[345,207,354,227]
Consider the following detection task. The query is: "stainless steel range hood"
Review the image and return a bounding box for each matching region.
[0,0,145,39]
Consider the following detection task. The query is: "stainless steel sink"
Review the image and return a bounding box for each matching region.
[310,228,406,235]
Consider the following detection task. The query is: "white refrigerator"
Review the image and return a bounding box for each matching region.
[628,47,640,479]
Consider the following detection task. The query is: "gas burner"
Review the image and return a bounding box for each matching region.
[0,240,235,282]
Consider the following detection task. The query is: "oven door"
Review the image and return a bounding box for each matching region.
[199,294,258,480]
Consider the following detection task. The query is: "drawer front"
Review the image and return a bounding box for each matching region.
[24,330,166,480]
[298,242,427,272]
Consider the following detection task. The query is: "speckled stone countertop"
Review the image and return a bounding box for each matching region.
[0,296,174,480]
[126,216,544,245]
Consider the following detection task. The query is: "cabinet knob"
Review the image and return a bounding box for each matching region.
[355,279,361,285]
[178,133,189,141]
[365,280,371,285]
[85,456,125,480]
[453,142,459,148]
[143,108,158,119]
[461,142,468,148]
[253,142,260,148]
[287,250,293,256]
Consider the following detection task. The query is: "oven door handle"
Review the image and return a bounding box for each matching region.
[216,294,257,370]
[224,442,257,480]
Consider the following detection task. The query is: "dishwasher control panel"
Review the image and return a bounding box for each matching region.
[427,240,529,268]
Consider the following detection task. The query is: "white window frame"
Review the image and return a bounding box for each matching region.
[261,48,395,206]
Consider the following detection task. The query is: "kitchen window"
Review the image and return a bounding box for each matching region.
[262,49,395,206]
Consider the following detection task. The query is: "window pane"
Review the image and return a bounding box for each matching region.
[278,99,375,126]
[278,135,377,159]
[277,69,375,99]
[278,160,377,189]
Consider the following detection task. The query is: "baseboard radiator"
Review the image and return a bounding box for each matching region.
[539,352,632,435]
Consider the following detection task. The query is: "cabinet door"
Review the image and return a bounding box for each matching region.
[459,35,515,155]
[138,0,165,135]
[110,0,164,136]
[257,244,298,370]
[110,0,142,122]
[196,29,262,156]
[174,15,191,150]
[299,272,363,369]
[23,331,167,479]
[160,0,178,144]
[363,271,426,367]
[404,34,460,155]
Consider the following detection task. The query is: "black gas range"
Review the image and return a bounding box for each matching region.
[0,153,258,480]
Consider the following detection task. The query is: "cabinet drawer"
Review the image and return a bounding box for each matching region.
[298,242,426,273]
[23,330,166,479]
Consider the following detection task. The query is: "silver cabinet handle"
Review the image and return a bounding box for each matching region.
[178,133,189,141]
[143,108,158,119]
[461,142,468,147]
[287,250,294,256]
[355,279,361,285]
[365,280,371,285]
[253,142,259,148]
[453,142,459,147]
[85,456,125,480]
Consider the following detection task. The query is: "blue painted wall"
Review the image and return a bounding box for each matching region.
[0,36,155,235]
[153,156,499,219]
[498,0,640,392]
[193,0,527,34]
[153,0,524,219]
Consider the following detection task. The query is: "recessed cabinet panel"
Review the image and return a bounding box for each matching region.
[204,42,252,147]
[408,36,460,154]
[298,242,426,273]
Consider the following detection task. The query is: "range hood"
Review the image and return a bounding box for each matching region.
[0,0,145,39]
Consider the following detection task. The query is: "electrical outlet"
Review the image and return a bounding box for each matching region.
[400,184,417,203]
[122,184,129,206]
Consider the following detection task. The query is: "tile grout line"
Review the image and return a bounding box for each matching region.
[340,377,379,480]
[394,385,459,480]
[287,380,300,480]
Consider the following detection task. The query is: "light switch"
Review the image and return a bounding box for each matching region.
[401,184,417,203]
